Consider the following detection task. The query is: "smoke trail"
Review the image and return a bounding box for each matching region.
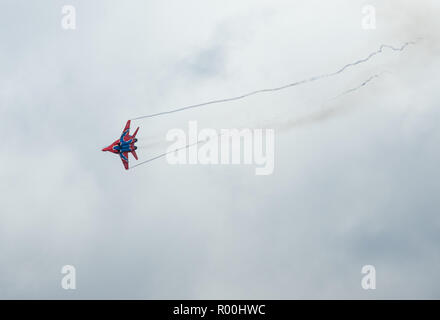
[129,139,204,169]
[132,41,416,120]
[332,73,384,99]
[275,73,384,132]
[129,73,383,169]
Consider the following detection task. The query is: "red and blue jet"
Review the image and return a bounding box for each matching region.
[102,120,139,170]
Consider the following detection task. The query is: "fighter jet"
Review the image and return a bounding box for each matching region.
[102,120,139,170]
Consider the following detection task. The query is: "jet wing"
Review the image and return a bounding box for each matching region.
[120,120,131,143]
[119,152,129,170]
[132,149,138,160]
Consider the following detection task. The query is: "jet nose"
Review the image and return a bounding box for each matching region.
[102,146,110,152]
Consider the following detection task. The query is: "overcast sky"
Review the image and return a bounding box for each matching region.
[1,0,440,299]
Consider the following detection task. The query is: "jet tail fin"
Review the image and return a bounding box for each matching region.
[132,150,138,160]
[132,127,139,138]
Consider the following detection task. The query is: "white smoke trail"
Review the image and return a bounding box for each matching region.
[129,139,203,169]
[129,73,383,169]
[274,73,385,132]
[131,41,416,120]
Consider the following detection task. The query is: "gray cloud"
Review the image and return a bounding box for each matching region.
[1,0,440,299]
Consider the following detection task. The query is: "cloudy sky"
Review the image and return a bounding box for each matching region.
[1,0,439,299]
